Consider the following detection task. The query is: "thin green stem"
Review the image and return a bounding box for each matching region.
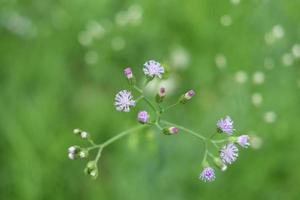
[87,138,96,146]
[211,141,220,149]
[202,142,208,165]
[95,147,103,162]
[101,125,145,148]
[133,86,158,114]
[133,85,143,93]
[161,120,207,141]
[211,139,228,143]
[164,101,179,112]
[143,96,158,114]
[135,95,144,103]
[209,132,218,139]
[87,145,100,151]
[207,151,215,159]
[143,78,152,89]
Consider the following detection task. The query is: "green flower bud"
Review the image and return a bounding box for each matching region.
[155,87,166,103]
[84,161,98,179]
[179,90,195,104]
[163,127,179,135]
[79,149,89,159]
[213,157,227,171]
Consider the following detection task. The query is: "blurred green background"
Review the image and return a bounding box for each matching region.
[1,0,300,199]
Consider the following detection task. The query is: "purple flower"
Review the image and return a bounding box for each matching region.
[237,135,250,148]
[137,111,150,124]
[114,90,135,112]
[199,167,216,182]
[184,90,195,100]
[217,116,234,135]
[143,60,164,78]
[124,67,133,79]
[220,143,239,165]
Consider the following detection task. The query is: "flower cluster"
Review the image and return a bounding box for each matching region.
[199,117,250,182]
[67,59,252,182]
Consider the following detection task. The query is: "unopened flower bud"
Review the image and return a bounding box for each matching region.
[68,146,77,154]
[73,128,90,139]
[156,87,166,103]
[236,135,250,148]
[84,161,98,179]
[79,150,89,158]
[68,153,75,160]
[213,157,227,171]
[124,67,136,86]
[80,131,89,139]
[124,67,133,79]
[137,111,150,124]
[73,128,81,135]
[68,146,81,160]
[180,90,195,104]
[163,127,179,135]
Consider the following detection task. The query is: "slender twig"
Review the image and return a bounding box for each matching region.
[161,120,207,141]
[211,139,228,143]
[133,86,157,114]
[95,147,103,162]
[101,125,145,148]
[164,101,179,112]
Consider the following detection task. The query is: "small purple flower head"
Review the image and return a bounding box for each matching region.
[184,90,195,100]
[143,60,164,78]
[217,116,234,135]
[199,167,216,182]
[237,135,250,148]
[115,90,135,112]
[163,127,179,135]
[220,143,239,165]
[159,87,166,97]
[124,67,133,79]
[137,111,150,124]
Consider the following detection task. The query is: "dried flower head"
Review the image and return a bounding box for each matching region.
[220,143,239,165]
[143,60,164,78]
[115,90,136,112]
